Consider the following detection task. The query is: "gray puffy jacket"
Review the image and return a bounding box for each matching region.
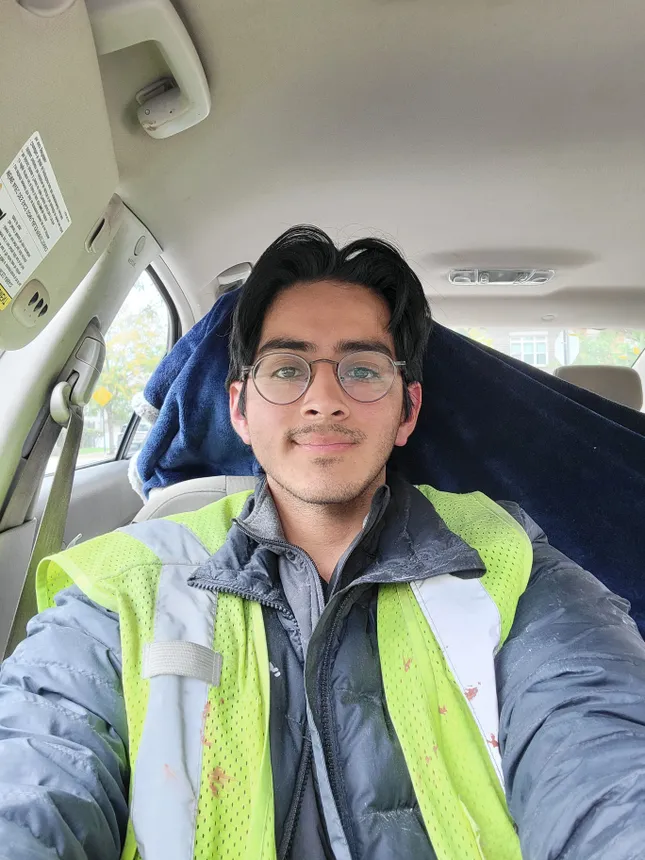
[1,474,645,860]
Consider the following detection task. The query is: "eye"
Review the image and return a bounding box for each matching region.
[272,364,306,380]
[343,363,382,381]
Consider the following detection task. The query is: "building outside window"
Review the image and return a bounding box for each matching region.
[451,326,645,381]
[509,333,548,367]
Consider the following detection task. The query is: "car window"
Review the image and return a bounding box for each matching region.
[451,327,645,373]
[46,269,172,474]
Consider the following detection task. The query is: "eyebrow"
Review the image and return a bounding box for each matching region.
[256,337,394,359]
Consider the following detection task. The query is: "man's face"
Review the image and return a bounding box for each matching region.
[230,280,421,505]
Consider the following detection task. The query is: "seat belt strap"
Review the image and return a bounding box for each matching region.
[0,414,62,532]
[5,395,84,657]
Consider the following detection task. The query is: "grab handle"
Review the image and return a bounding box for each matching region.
[87,0,211,138]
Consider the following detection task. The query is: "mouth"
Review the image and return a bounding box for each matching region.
[293,436,358,453]
[297,442,356,453]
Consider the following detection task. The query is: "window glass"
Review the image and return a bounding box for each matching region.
[452,327,645,374]
[507,333,548,368]
[126,415,155,456]
[46,270,170,474]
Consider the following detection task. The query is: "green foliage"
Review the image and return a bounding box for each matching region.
[569,329,645,368]
[84,279,169,452]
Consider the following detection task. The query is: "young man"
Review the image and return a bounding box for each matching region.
[1,226,644,860]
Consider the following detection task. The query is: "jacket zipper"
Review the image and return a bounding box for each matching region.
[224,520,361,852]
[240,522,367,854]
[239,529,325,856]
[317,590,358,855]
[234,520,322,580]
[278,734,313,860]
[190,576,294,617]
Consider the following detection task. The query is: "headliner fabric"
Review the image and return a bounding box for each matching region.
[136,288,645,635]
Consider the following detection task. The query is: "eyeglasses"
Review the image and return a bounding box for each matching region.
[241,351,407,405]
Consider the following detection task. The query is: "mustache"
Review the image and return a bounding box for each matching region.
[287,425,367,443]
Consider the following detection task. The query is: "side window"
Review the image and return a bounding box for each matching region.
[47,270,173,474]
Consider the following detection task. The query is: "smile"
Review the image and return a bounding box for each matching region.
[295,441,357,453]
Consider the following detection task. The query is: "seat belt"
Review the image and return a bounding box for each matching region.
[4,382,84,657]
[0,413,62,532]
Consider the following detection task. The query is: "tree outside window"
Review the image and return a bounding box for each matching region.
[47,270,170,473]
[569,329,645,368]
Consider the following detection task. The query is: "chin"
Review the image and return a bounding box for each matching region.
[273,465,384,506]
[293,484,363,506]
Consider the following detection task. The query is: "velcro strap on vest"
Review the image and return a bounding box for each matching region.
[142,641,223,687]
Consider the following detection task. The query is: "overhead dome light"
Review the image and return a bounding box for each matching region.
[449,269,555,286]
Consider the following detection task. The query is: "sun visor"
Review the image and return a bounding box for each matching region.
[0,0,120,350]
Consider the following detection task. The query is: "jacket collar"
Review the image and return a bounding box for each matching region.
[189,472,485,609]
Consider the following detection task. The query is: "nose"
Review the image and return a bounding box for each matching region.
[299,361,350,421]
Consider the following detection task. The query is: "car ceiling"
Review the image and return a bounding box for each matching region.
[96,0,645,327]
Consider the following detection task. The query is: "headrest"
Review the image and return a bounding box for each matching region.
[133,475,256,522]
[553,365,643,411]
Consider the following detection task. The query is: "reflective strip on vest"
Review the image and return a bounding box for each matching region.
[411,575,504,786]
[119,520,215,860]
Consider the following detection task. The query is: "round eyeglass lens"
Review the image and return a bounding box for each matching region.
[337,352,396,401]
[254,353,311,404]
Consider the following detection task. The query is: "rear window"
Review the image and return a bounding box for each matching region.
[451,328,645,374]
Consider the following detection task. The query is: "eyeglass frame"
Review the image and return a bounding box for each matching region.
[240,351,408,405]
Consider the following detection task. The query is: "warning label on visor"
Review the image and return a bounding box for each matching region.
[0,132,71,310]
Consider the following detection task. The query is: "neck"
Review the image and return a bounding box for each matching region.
[267,472,385,582]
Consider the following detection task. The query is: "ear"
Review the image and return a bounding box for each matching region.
[229,380,252,445]
[394,382,422,448]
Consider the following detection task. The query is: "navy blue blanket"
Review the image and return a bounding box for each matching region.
[137,288,645,634]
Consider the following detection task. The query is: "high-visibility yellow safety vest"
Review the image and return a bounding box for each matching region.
[36,486,532,860]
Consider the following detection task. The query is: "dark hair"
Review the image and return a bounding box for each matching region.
[226,225,433,418]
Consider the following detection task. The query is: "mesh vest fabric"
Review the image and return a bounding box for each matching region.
[36,486,529,860]
[378,488,531,860]
[36,491,258,860]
